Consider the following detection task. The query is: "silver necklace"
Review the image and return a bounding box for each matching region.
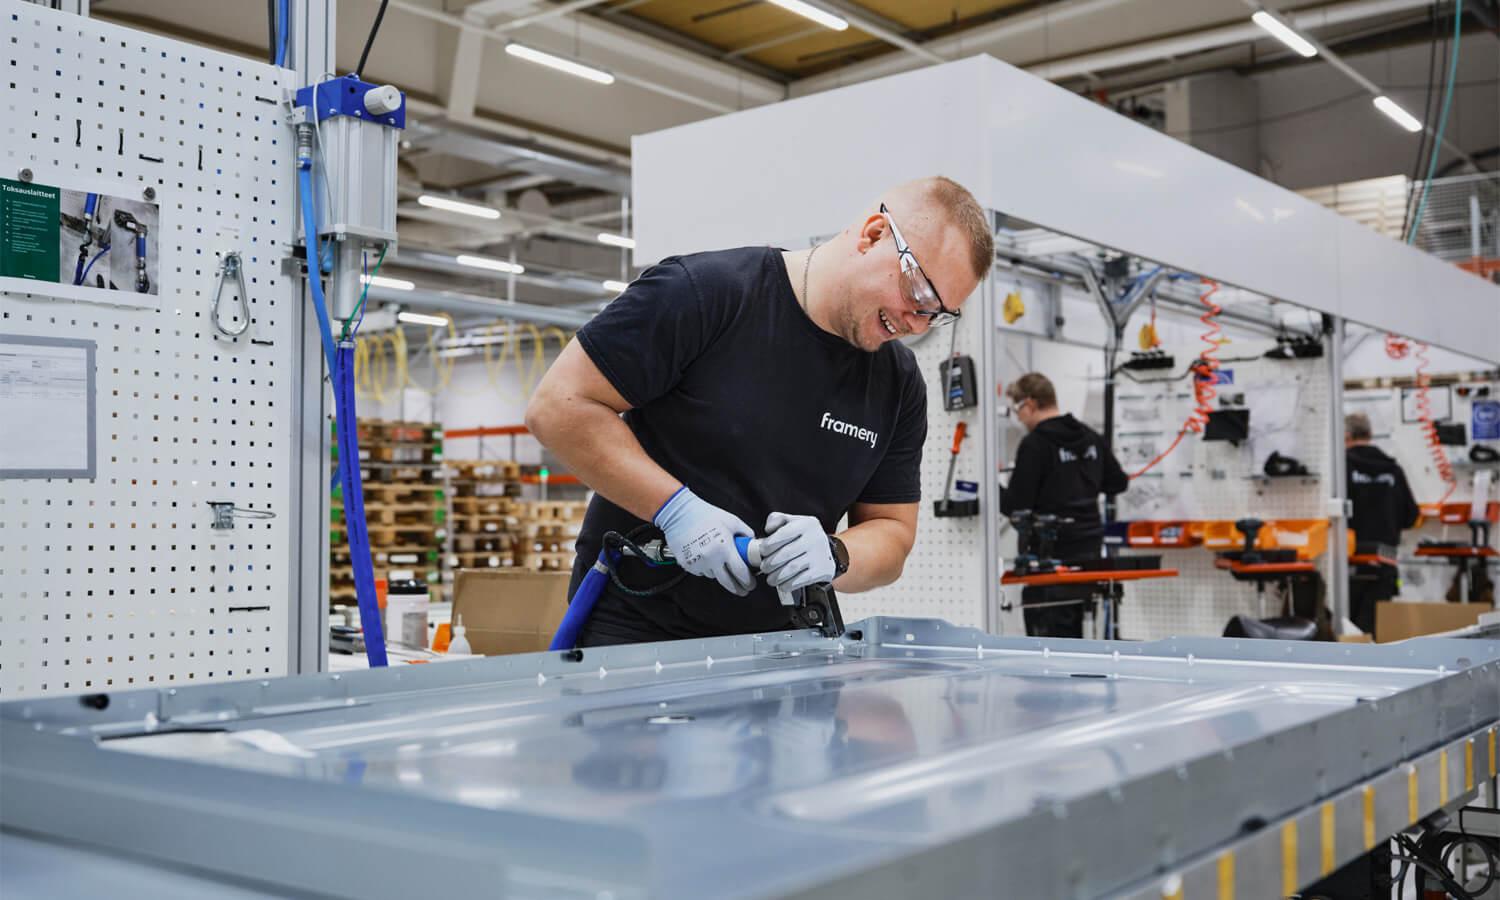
[801,242,819,314]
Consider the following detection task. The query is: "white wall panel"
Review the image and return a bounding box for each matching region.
[634,56,1500,363]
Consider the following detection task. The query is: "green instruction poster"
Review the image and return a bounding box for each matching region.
[0,178,60,282]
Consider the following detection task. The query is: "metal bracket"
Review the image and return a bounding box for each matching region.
[207,501,275,530]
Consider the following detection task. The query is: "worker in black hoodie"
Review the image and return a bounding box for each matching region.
[1345,412,1420,635]
[1001,373,1129,637]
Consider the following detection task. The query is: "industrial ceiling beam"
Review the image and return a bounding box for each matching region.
[368,284,595,328]
[1027,0,1432,80]
[1244,0,1479,173]
[817,0,945,64]
[382,0,783,114]
[791,0,1131,95]
[407,127,631,194]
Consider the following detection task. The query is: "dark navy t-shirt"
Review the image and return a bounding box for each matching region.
[569,246,927,640]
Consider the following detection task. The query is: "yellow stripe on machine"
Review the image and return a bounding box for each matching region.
[1408,766,1419,824]
[1320,802,1335,876]
[1217,851,1235,900]
[1441,750,1450,805]
[1363,786,1376,851]
[1281,821,1297,896]
[1467,740,1475,792]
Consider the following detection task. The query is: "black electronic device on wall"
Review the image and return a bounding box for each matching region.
[939,354,978,411]
[1203,409,1250,445]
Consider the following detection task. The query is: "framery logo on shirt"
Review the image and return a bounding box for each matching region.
[820,411,879,449]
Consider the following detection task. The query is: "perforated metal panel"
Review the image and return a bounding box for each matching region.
[843,281,991,628]
[0,4,297,698]
[1115,355,1333,639]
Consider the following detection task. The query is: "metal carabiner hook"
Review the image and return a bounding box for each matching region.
[211,251,251,338]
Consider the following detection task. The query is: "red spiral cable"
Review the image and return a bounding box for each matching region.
[1131,280,1221,479]
[1384,334,1411,360]
[1414,341,1458,503]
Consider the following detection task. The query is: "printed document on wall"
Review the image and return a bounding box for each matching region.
[0,335,95,478]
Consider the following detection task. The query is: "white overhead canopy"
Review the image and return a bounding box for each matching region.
[633,55,1500,363]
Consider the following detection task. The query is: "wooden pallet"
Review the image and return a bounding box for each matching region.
[448,513,521,533]
[520,551,574,572]
[445,459,522,481]
[361,465,436,484]
[360,482,442,502]
[526,500,588,522]
[450,495,518,515]
[449,551,517,569]
[366,445,435,464]
[450,533,517,552]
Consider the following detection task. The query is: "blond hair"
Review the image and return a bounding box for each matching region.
[926,175,993,281]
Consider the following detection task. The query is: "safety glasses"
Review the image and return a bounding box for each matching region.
[880,202,961,327]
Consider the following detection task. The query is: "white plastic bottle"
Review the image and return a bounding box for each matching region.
[447,613,471,655]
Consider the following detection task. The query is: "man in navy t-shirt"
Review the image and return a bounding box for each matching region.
[526,177,993,645]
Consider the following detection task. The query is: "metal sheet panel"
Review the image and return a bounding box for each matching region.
[3,619,1498,899]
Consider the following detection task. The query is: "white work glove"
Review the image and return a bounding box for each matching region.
[654,487,756,596]
[760,512,837,594]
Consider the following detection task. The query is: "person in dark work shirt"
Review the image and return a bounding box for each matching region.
[1000,373,1128,638]
[1345,412,1419,634]
[526,177,994,646]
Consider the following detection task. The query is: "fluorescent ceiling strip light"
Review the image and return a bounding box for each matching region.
[597,232,635,249]
[397,310,450,327]
[1250,10,1317,58]
[1373,95,1423,133]
[766,0,848,32]
[602,280,629,293]
[456,254,525,275]
[505,42,615,85]
[417,194,502,220]
[363,274,415,291]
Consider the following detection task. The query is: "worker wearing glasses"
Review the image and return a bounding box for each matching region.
[528,177,992,646]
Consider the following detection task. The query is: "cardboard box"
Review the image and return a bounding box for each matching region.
[1375,600,1487,643]
[452,570,571,655]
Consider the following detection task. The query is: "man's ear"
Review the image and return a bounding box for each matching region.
[854,213,887,254]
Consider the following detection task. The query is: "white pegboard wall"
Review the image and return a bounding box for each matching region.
[0,4,296,698]
[842,281,990,629]
[1114,354,1331,522]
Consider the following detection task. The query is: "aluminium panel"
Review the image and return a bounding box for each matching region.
[2,618,1497,899]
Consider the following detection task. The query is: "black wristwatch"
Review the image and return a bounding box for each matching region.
[828,535,850,578]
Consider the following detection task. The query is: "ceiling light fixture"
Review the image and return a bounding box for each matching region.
[1372,95,1423,133]
[597,232,635,250]
[416,194,501,220]
[505,42,615,85]
[363,274,415,291]
[397,310,450,327]
[456,254,525,275]
[767,0,848,32]
[1250,10,1317,58]
[602,279,629,293]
